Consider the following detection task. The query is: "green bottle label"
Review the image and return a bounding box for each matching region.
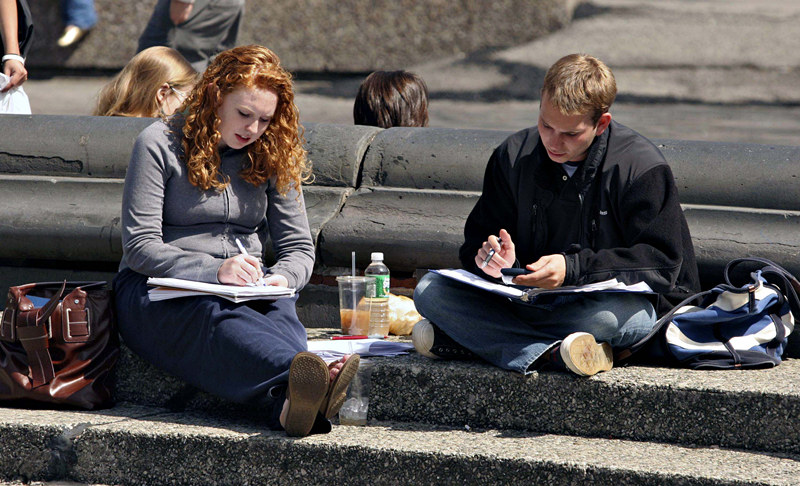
[369,275,389,298]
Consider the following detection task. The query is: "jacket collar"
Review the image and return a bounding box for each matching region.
[573,121,611,194]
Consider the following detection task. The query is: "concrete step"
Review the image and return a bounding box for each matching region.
[112,330,800,456]
[2,404,798,486]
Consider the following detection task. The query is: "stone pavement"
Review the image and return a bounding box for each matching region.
[21,0,800,147]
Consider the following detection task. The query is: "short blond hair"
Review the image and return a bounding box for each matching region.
[541,54,617,124]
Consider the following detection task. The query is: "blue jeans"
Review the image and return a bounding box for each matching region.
[61,0,97,29]
[413,272,657,374]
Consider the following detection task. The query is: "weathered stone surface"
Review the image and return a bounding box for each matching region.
[0,115,150,178]
[369,354,800,455]
[2,399,800,485]
[0,177,123,261]
[25,0,577,72]
[305,122,380,188]
[361,126,508,191]
[655,139,800,210]
[318,188,477,271]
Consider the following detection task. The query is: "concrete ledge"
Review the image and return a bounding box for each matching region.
[371,354,800,456]
[111,334,800,456]
[318,188,477,270]
[2,116,800,299]
[2,405,798,486]
[361,127,507,191]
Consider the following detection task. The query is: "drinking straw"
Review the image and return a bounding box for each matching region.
[351,251,357,321]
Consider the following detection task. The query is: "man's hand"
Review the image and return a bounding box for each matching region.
[217,254,264,285]
[169,0,194,25]
[1,58,26,92]
[474,228,516,278]
[513,254,566,289]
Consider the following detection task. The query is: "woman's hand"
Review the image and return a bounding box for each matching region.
[260,274,289,287]
[474,228,516,278]
[217,254,264,285]
[2,58,27,91]
[169,0,193,25]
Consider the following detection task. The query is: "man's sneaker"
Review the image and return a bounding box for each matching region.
[559,332,613,376]
[412,319,478,360]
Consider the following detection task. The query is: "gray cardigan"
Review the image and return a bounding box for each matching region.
[119,118,315,290]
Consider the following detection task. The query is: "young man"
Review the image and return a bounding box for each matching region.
[412,54,700,376]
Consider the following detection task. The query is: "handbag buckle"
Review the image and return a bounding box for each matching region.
[1,308,16,341]
[64,307,90,342]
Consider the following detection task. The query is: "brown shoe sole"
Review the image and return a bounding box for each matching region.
[284,352,329,437]
[320,354,360,419]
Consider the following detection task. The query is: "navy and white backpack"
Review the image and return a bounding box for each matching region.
[619,258,800,369]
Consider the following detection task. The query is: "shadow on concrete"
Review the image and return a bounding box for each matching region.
[296,48,800,107]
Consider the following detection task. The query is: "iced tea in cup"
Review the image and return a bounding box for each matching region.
[336,276,374,335]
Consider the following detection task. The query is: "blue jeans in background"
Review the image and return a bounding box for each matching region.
[413,272,657,374]
[61,0,97,29]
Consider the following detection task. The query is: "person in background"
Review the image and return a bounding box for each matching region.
[0,0,31,91]
[354,70,429,128]
[57,0,96,47]
[113,45,359,437]
[137,0,245,72]
[94,46,198,118]
[413,53,699,377]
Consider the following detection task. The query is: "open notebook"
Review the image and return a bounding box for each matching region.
[147,277,295,303]
[431,269,653,304]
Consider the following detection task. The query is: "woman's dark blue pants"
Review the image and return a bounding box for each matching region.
[113,269,308,428]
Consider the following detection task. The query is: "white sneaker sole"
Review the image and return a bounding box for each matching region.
[411,319,440,359]
[560,332,613,376]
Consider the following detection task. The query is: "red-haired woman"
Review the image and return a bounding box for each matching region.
[113,45,359,437]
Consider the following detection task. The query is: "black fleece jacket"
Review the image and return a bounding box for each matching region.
[459,121,700,316]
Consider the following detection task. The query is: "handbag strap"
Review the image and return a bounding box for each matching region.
[15,281,66,388]
[615,288,716,362]
[725,257,800,322]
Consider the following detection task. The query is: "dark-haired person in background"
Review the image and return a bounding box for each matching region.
[354,70,429,128]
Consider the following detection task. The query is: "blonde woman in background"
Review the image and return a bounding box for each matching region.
[94,46,198,117]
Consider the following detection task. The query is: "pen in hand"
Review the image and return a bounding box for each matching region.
[235,238,265,286]
[480,237,503,269]
[235,238,248,256]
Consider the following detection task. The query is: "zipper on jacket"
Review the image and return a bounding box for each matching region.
[578,193,585,245]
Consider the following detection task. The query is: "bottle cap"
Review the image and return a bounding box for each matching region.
[371,252,384,261]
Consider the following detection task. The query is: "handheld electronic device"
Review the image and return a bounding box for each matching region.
[500,268,533,276]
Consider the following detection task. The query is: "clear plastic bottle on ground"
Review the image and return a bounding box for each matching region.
[364,252,390,338]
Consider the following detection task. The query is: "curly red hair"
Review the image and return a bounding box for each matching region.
[180,45,310,195]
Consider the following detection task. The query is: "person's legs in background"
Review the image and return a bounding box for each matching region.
[58,0,97,47]
[137,0,172,53]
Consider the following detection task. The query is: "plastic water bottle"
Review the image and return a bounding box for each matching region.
[364,252,390,338]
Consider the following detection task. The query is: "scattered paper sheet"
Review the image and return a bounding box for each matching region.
[307,339,414,363]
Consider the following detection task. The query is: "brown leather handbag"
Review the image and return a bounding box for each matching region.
[0,281,119,409]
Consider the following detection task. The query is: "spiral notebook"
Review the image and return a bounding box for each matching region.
[146,277,295,303]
